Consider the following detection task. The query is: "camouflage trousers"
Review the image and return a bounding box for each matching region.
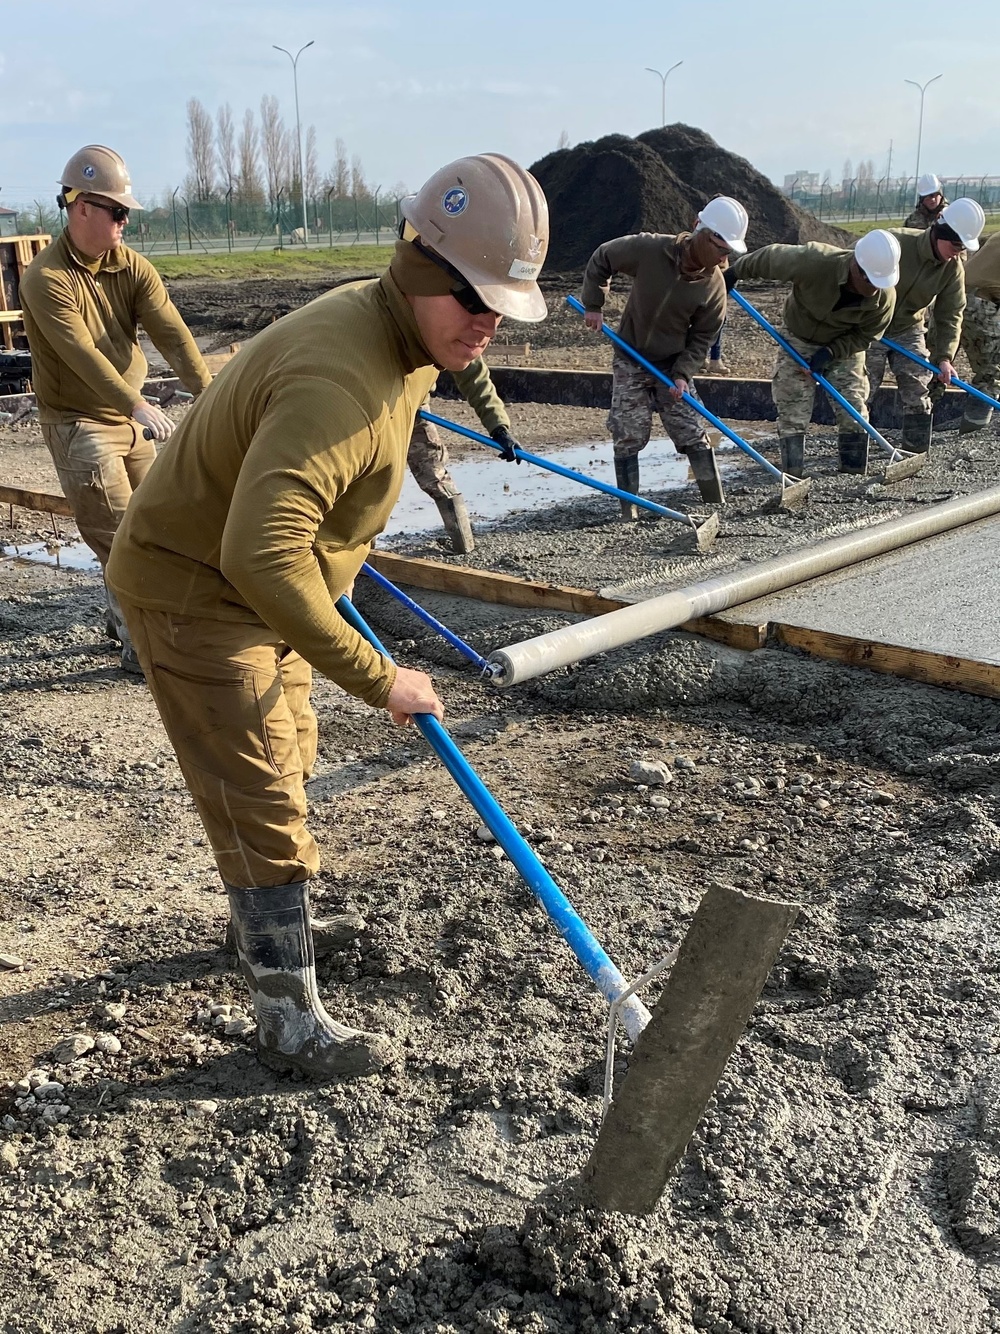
[407,409,460,501]
[960,293,1000,407]
[608,352,709,459]
[771,332,868,435]
[865,325,933,414]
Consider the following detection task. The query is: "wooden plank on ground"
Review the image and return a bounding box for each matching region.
[365,551,767,651]
[0,485,74,517]
[774,623,1000,700]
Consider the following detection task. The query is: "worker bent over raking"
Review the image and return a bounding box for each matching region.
[728,230,899,476]
[106,154,549,1080]
[578,195,750,514]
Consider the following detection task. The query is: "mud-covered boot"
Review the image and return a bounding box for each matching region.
[959,404,993,436]
[227,882,394,1079]
[434,490,475,555]
[613,455,641,520]
[708,357,731,376]
[224,908,365,959]
[686,445,725,505]
[837,430,869,475]
[778,433,805,478]
[901,411,933,454]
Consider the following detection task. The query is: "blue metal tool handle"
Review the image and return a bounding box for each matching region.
[418,409,694,527]
[361,561,494,676]
[336,594,651,1039]
[729,289,899,457]
[879,334,1000,412]
[566,293,784,481]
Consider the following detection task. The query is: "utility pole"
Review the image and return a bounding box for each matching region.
[904,74,942,202]
[645,62,683,128]
[274,39,314,246]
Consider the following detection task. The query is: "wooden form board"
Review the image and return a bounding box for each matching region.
[0,235,50,351]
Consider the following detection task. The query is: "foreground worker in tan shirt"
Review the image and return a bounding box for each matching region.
[579,196,749,513]
[107,154,549,1080]
[19,145,211,671]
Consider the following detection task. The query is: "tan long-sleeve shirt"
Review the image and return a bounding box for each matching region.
[580,232,726,380]
[107,272,439,707]
[964,232,1000,302]
[20,230,211,425]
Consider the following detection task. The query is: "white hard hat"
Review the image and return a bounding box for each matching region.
[938,197,986,252]
[694,196,749,255]
[854,229,901,289]
[917,173,942,199]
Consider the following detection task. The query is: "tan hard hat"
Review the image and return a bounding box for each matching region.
[58,145,142,210]
[401,154,548,322]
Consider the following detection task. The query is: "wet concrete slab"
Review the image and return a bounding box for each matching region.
[720,513,1000,666]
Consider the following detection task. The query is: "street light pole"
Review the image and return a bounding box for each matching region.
[645,61,683,128]
[274,39,314,246]
[904,73,942,203]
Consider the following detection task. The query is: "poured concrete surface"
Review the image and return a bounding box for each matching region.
[720,512,1000,665]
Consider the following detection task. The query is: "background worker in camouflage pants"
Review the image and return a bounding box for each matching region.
[580,196,749,514]
[408,357,520,554]
[957,232,1000,435]
[728,231,899,475]
[865,199,984,453]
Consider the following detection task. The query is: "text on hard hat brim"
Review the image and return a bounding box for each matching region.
[471,279,548,323]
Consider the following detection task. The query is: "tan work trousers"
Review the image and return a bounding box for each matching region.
[42,420,156,567]
[118,600,320,889]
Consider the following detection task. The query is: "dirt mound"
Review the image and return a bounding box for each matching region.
[531,124,851,271]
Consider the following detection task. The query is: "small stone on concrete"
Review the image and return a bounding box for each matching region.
[629,759,673,787]
[475,824,495,843]
[0,1143,18,1173]
[186,1099,219,1120]
[0,954,25,971]
[52,1034,95,1063]
[94,1033,122,1056]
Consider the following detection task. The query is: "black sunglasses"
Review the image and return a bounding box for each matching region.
[86,199,130,224]
[411,237,497,316]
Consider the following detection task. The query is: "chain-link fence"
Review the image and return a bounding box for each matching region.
[788,176,1000,224]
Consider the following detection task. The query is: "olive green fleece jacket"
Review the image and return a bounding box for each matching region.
[20,230,211,426]
[580,232,726,380]
[107,273,440,708]
[447,358,509,432]
[729,243,895,359]
[964,232,1000,302]
[887,228,966,362]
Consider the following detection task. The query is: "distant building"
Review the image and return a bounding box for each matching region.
[783,171,820,196]
[0,206,18,237]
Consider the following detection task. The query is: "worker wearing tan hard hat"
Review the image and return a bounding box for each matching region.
[19,143,211,672]
[106,153,550,1082]
[398,154,547,553]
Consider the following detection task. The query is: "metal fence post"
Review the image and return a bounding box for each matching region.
[326,186,335,247]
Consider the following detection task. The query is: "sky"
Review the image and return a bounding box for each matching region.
[2,0,1000,213]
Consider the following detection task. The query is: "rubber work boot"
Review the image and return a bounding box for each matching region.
[434,493,475,555]
[686,445,725,505]
[959,405,993,436]
[613,454,641,520]
[227,881,394,1079]
[778,433,805,478]
[901,411,933,454]
[224,908,365,959]
[837,431,869,475]
[708,357,731,376]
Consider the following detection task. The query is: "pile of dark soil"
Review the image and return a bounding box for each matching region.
[531,124,852,271]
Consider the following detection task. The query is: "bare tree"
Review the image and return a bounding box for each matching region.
[331,139,350,199]
[304,125,319,201]
[216,103,237,192]
[351,153,368,201]
[259,94,287,204]
[237,108,264,204]
[556,129,570,150]
[841,158,853,189]
[185,97,216,201]
[822,168,832,187]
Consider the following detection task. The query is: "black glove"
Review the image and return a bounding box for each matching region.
[724,267,739,293]
[490,425,521,463]
[809,346,834,374]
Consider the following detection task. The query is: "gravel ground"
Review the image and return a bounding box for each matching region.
[3,315,1000,1332]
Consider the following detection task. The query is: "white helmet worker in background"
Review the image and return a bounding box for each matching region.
[854,229,901,289]
[905,174,948,229]
[694,196,749,255]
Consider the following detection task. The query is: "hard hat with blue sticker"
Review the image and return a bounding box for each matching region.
[442,187,468,216]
